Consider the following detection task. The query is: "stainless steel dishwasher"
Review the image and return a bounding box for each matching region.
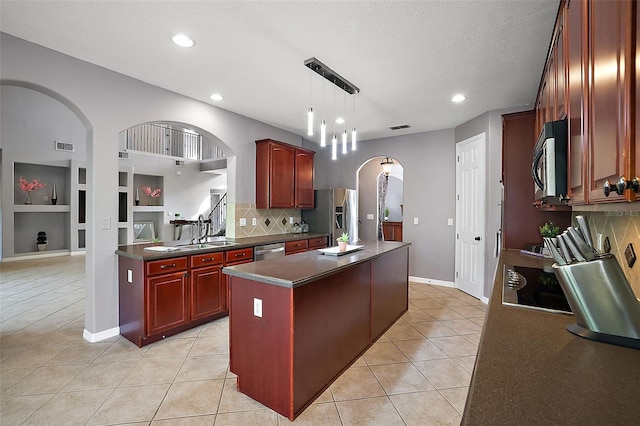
[254,242,285,261]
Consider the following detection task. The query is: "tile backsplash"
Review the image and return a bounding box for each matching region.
[229,203,302,238]
[574,210,640,298]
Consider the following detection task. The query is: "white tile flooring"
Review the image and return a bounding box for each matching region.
[0,255,485,425]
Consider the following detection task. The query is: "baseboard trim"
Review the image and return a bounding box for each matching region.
[83,327,120,343]
[480,296,489,304]
[1,250,71,262]
[409,276,455,288]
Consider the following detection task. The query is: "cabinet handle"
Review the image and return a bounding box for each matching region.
[202,258,214,262]
[606,176,640,196]
[160,263,176,269]
[235,253,243,257]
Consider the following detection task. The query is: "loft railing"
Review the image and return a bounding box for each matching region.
[125,123,225,161]
[209,193,227,236]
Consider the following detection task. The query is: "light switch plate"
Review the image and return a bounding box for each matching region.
[253,298,262,317]
[447,218,454,226]
[367,214,374,220]
[239,218,247,227]
[413,217,419,225]
[624,243,636,268]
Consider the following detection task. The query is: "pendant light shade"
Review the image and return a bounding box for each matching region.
[381,157,394,176]
[342,130,348,154]
[331,135,338,160]
[307,108,314,136]
[320,120,327,147]
[351,128,357,151]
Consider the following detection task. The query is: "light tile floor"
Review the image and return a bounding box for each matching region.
[0,255,486,425]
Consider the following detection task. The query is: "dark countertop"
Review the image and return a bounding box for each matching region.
[223,241,410,288]
[462,250,640,425]
[115,232,329,260]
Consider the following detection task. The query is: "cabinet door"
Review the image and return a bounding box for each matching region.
[191,265,225,320]
[146,271,189,335]
[566,0,588,204]
[554,7,566,120]
[295,150,315,208]
[269,144,296,208]
[587,0,634,202]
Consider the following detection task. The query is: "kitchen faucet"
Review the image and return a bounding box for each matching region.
[191,214,209,243]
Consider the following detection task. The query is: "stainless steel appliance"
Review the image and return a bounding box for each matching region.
[254,243,285,261]
[302,188,358,244]
[532,119,568,204]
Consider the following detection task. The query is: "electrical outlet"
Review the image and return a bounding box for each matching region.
[252,217,257,226]
[253,298,262,317]
[624,243,636,268]
[290,217,294,224]
[127,270,133,283]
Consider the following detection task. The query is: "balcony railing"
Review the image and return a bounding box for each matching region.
[124,123,225,161]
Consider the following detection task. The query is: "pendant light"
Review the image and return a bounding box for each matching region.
[331,135,338,160]
[342,130,348,154]
[381,157,394,177]
[320,72,326,147]
[351,94,357,151]
[307,68,313,136]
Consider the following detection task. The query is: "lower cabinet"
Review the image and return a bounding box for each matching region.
[119,252,229,347]
[382,222,403,242]
[285,237,328,255]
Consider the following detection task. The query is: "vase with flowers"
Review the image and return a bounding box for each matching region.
[18,177,46,205]
[140,186,162,206]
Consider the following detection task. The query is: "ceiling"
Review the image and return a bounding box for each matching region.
[0,1,558,143]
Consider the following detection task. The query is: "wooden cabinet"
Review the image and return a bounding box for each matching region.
[307,236,328,249]
[285,239,308,255]
[537,0,637,205]
[587,0,636,202]
[256,139,315,209]
[566,0,588,204]
[382,221,403,242]
[119,251,231,347]
[190,252,225,320]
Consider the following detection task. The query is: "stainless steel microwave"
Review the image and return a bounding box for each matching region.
[532,119,568,203]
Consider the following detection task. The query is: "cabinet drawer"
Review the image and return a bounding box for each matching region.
[307,237,328,249]
[146,257,188,276]
[225,247,253,264]
[285,239,308,255]
[190,252,224,268]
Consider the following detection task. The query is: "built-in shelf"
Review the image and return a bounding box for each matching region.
[13,204,71,213]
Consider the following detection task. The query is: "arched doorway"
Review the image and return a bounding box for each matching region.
[356,156,404,241]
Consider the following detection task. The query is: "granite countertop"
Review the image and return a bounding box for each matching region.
[115,232,329,260]
[462,249,640,425]
[223,241,410,288]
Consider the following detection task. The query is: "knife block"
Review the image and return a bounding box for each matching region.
[552,254,640,349]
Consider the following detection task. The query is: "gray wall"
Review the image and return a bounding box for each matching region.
[308,129,456,283]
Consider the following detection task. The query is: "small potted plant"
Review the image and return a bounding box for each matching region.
[540,221,560,238]
[36,231,47,251]
[337,232,349,252]
[384,207,390,221]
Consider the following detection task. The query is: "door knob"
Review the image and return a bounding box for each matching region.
[604,180,612,197]
[475,236,481,241]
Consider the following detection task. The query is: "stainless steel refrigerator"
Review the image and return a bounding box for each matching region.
[302,188,358,245]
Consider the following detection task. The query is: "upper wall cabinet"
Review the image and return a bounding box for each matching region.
[537,0,637,205]
[255,139,315,209]
[587,0,636,203]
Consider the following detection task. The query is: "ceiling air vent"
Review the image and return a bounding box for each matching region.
[55,140,74,152]
[389,124,411,131]
[118,151,129,159]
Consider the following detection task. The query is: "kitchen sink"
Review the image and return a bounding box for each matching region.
[177,243,219,251]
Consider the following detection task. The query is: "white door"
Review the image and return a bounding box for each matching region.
[455,134,486,299]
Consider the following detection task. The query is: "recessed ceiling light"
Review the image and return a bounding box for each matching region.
[335,117,345,124]
[210,93,224,101]
[172,34,195,48]
[451,94,466,103]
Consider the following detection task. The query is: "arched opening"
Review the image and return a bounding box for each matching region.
[356,156,404,241]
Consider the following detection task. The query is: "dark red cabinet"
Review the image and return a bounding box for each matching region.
[256,139,315,209]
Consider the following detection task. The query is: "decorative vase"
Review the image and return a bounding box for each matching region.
[37,243,47,252]
[51,184,58,205]
[338,241,348,252]
[25,191,32,205]
[135,188,140,206]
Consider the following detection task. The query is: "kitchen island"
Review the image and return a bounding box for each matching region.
[463,250,640,425]
[223,241,410,421]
